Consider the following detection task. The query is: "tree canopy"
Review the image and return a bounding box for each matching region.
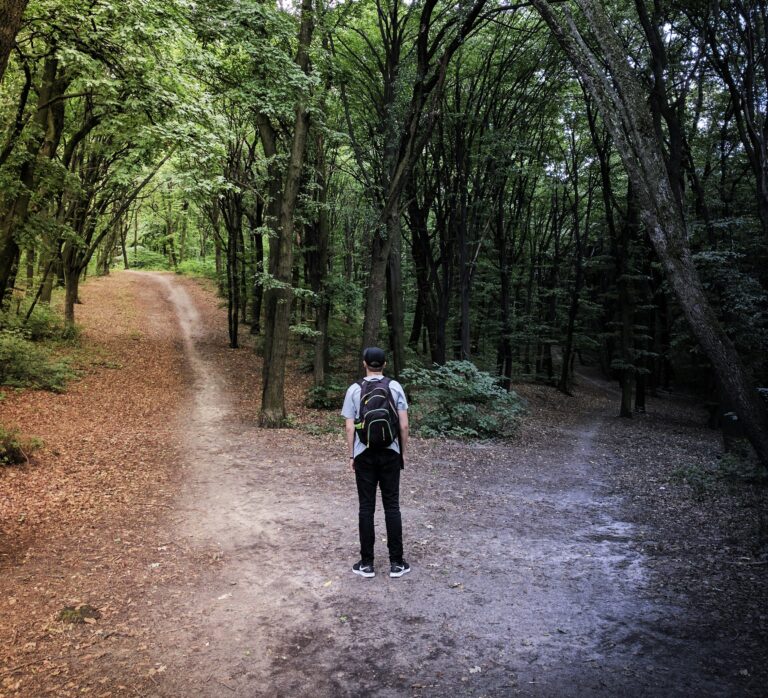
[1,0,766,461]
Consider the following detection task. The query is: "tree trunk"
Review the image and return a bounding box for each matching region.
[214,236,223,294]
[0,55,60,303]
[24,246,34,293]
[39,251,58,303]
[178,201,188,264]
[121,219,129,269]
[252,230,264,334]
[495,192,513,390]
[362,226,392,350]
[62,255,79,330]
[385,212,405,377]
[434,229,452,366]
[523,244,536,375]
[457,187,471,361]
[248,201,264,335]
[558,231,584,394]
[618,290,634,418]
[238,221,247,323]
[617,183,639,417]
[222,195,241,349]
[0,0,29,83]
[406,191,438,358]
[169,237,178,271]
[227,232,239,349]
[305,131,331,386]
[635,370,646,413]
[314,298,330,387]
[96,221,120,276]
[259,0,314,427]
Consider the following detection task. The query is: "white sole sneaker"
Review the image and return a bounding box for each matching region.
[353,563,375,578]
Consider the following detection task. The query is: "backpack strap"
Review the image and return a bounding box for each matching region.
[356,377,395,417]
[356,378,366,419]
[376,377,399,426]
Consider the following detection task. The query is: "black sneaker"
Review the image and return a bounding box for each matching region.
[389,561,411,578]
[352,560,375,578]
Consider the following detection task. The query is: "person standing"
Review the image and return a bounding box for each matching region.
[341,347,410,578]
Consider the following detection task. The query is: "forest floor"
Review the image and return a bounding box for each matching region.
[1,270,767,698]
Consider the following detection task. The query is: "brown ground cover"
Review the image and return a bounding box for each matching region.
[0,273,192,696]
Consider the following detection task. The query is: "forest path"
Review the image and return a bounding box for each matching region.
[2,271,762,698]
[136,271,742,698]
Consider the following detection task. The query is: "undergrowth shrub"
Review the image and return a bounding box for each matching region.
[178,258,218,280]
[306,378,346,410]
[0,329,74,391]
[0,425,42,465]
[129,246,168,270]
[401,361,526,440]
[0,302,65,340]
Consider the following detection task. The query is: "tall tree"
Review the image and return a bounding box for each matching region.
[689,0,768,246]
[259,0,315,426]
[336,0,490,371]
[530,0,768,464]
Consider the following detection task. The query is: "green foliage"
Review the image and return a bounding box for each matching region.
[129,246,169,270]
[672,461,720,499]
[177,258,218,280]
[718,452,768,485]
[306,378,346,410]
[0,425,42,466]
[290,323,321,342]
[0,329,74,392]
[0,303,66,341]
[299,420,337,436]
[401,361,526,440]
[695,250,768,369]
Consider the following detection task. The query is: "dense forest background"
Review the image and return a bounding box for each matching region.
[1,0,767,460]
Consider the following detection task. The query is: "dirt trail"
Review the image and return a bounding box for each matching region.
[121,270,758,698]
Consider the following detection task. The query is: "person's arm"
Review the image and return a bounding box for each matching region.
[398,409,409,465]
[345,418,356,471]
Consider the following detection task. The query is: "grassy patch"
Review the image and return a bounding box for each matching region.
[0,301,77,392]
[673,452,767,499]
[177,258,218,280]
[0,329,75,392]
[128,246,169,270]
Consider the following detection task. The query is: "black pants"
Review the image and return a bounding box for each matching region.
[354,448,403,564]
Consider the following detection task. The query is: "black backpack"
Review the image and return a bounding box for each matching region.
[355,377,399,449]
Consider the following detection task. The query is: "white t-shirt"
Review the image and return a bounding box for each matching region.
[341,376,408,458]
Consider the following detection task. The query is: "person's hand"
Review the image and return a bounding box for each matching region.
[349,456,355,472]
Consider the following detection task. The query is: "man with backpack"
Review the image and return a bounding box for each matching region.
[341,346,410,579]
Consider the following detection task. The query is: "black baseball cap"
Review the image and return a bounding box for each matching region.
[363,346,386,368]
